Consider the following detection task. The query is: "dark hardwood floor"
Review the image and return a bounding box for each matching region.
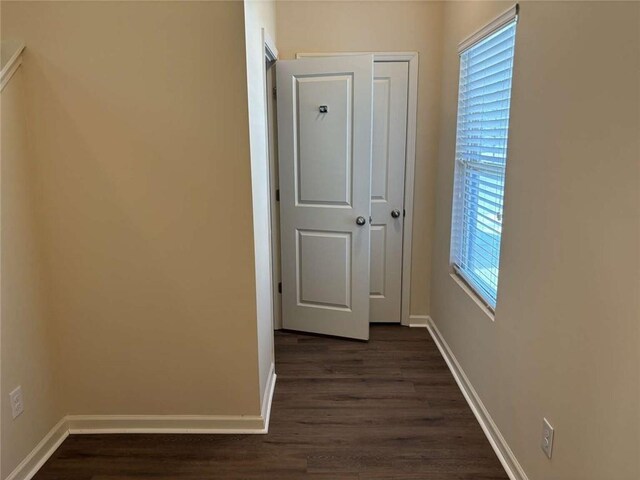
[34,325,508,479]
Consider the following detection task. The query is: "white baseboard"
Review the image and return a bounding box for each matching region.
[66,413,267,434]
[426,317,529,480]
[5,417,69,480]
[408,314,430,328]
[6,369,278,479]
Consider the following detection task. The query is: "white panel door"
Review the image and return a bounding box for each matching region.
[369,62,409,323]
[276,55,373,340]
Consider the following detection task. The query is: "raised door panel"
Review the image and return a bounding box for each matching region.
[297,230,351,310]
[371,77,390,202]
[296,75,352,207]
[369,225,386,298]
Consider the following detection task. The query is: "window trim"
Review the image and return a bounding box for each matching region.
[458,4,519,54]
[450,271,496,321]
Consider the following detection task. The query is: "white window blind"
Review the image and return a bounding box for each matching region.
[450,15,517,310]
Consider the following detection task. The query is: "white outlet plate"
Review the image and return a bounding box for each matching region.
[10,386,24,419]
[541,417,554,459]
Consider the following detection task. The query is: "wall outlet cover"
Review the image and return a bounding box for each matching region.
[10,386,24,419]
[541,417,554,459]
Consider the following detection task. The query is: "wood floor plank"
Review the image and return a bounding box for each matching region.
[33,325,508,479]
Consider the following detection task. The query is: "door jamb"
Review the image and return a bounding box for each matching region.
[264,30,278,64]
[261,29,282,332]
[295,52,419,327]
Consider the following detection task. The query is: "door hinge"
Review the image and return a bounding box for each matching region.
[272,87,277,100]
[278,282,282,294]
[276,189,280,202]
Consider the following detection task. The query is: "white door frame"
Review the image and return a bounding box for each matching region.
[261,30,282,334]
[295,52,419,327]
[263,30,278,65]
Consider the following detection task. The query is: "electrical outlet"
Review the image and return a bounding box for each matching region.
[9,386,24,419]
[541,417,554,459]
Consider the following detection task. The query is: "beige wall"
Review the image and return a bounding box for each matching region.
[431,2,640,479]
[243,0,277,402]
[275,1,444,317]
[1,58,63,478]
[1,0,263,429]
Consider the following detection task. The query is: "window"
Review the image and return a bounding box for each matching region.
[450,12,517,310]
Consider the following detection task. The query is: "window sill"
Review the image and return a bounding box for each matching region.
[449,272,496,322]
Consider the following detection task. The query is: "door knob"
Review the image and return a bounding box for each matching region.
[391,209,401,218]
[355,216,366,226]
